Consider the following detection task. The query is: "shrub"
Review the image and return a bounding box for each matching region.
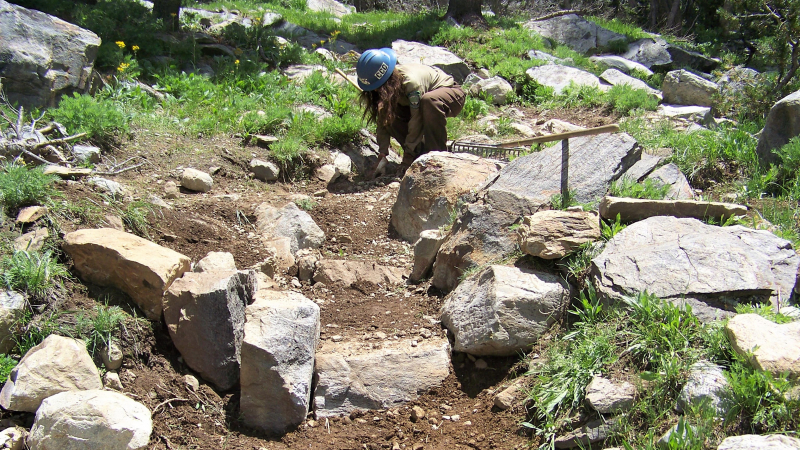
[552,83,605,109]
[48,92,129,144]
[0,163,58,213]
[461,97,490,120]
[520,79,555,104]
[270,136,308,163]
[605,84,659,114]
[1,250,70,299]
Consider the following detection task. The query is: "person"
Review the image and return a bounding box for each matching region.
[356,47,465,176]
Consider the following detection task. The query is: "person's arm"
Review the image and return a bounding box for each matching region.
[376,123,391,157]
[403,90,424,154]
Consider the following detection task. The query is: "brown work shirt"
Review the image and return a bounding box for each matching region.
[376,63,455,154]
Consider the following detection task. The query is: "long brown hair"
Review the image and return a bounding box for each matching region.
[360,71,404,128]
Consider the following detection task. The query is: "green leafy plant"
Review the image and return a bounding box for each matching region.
[0,354,16,382]
[461,97,490,120]
[609,177,670,200]
[75,304,128,356]
[0,163,58,213]
[1,250,69,300]
[294,197,317,211]
[605,84,659,114]
[48,92,129,144]
[734,304,795,324]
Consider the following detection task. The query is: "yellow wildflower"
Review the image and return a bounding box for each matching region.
[235,59,240,65]
[115,41,125,48]
[170,12,177,17]
[312,43,317,49]
[320,40,325,45]
[117,62,130,72]
[132,45,140,52]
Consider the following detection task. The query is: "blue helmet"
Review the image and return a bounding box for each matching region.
[356,48,397,91]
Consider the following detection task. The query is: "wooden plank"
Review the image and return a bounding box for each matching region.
[497,124,620,148]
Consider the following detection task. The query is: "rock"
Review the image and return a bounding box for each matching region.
[585,376,636,414]
[623,37,719,72]
[194,251,237,273]
[441,265,570,356]
[474,77,514,104]
[554,418,614,449]
[103,371,123,390]
[63,228,191,320]
[718,66,760,99]
[181,168,213,193]
[42,166,92,179]
[260,237,296,276]
[0,335,102,412]
[646,163,694,199]
[725,314,800,378]
[592,217,800,320]
[88,177,126,198]
[590,55,654,76]
[600,69,660,96]
[524,14,627,55]
[411,405,426,422]
[662,70,719,107]
[718,435,800,450]
[0,291,24,354]
[163,270,257,390]
[391,151,499,243]
[313,260,406,287]
[315,164,338,184]
[295,249,320,282]
[0,0,100,108]
[184,374,200,392]
[410,229,446,283]
[104,214,125,231]
[542,119,585,134]
[332,151,352,179]
[526,64,605,95]
[599,196,747,223]
[314,337,451,417]
[295,104,332,120]
[240,289,320,433]
[494,380,524,410]
[656,104,715,127]
[620,153,662,182]
[392,40,470,83]
[518,210,600,259]
[341,130,402,176]
[255,202,325,255]
[250,159,280,182]
[100,341,123,370]
[0,426,26,450]
[13,227,49,252]
[164,181,179,199]
[757,90,800,166]
[16,206,47,224]
[73,145,101,164]
[28,390,151,450]
[306,0,354,17]
[271,23,358,54]
[528,50,568,64]
[676,361,730,417]
[657,421,697,449]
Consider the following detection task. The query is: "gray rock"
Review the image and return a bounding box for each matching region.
[332,151,352,179]
[271,22,358,54]
[410,229,446,283]
[306,0,354,17]
[599,196,747,223]
[314,337,450,417]
[255,202,325,255]
[493,379,524,410]
[662,70,719,107]
[0,426,26,450]
[676,361,731,417]
[28,390,151,450]
[163,270,257,390]
[73,145,101,164]
[250,159,280,182]
[592,217,800,318]
[0,335,102,412]
[657,421,697,449]
[620,153,662,182]
[261,12,283,27]
[585,376,636,413]
[0,291,24,354]
[656,104,715,127]
[527,50,568,64]
[194,251,237,273]
[646,163,694,200]
[757,90,800,166]
[526,64,605,95]
[88,177,126,198]
[600,69,660,97]
[590,55,654,76]
[240,289,320,433]
[717,67,760,99]
[103,371,123,390]
[474,77,514,104]
[554,418,614,449]
[313,259,406,287]
[441,265,570,356]
[726,314,800,378]
[283,64,329,83]
[624,37,719,72]
[181,168,213,193]
[341,129,402,176]
[100,341,123,370]
[518,210,601,259]
[0,0,100,108]
[524,14,627,55]
[718,434,800,450]
[392,40,470,83]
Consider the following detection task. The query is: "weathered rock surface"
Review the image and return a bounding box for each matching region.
[718,67,760,99]
[585,376,636,414]
[314,337,451,417]
[526,64,605,95]
[524,14,627,55]
[757,90,800,166]
[0,291,25,353]
[0,335,102,412]
[717,434,800,450]
[306,0,354,17]
[0,0,100,108]
[620,153,662,182]
[313,260,406,287]
[13,227,49,252]
[441,265,570,356]
[646,163,694,200]
[518,210,600,259]
[194,251,237,273]
[255,202,325,255]
[623,37,719,72]
[600,69,660,96]
[599,196,747,223]
[493,379,525,410]
[472,77,514,104]
[410,229,446,283]
[592,217,800,320]
[391,151,499,243]
[181,168,213,193]
[656,104,715,127]
[28,390,152,450]
[0,426,26,450]
[725,314,800,378]
[240,289,320,433]
[16,206,47,224]
[554,418,614,449]
[163,270,257,390]
[528,50,569,64]
[590,55,653,76]
[392,40,470,83]
[63,228,191,320]
[676,360,731,417]
[662,70,719,107]
[271,22,358,54]
[88,177,126,198]
[250,159,280,182]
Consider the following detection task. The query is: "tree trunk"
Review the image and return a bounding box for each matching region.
[153,0,181,31]
[665,0,683,30]
[445,0,487,28]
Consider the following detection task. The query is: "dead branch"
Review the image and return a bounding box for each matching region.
[32,133,87,150]
[153,397,189,413]
[93,161,147,176]
[532,9,585,21]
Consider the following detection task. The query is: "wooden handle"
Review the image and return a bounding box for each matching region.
[335,68,362,92]
[497,124,621,148]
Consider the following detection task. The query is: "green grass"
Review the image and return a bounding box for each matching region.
[120,200,157,239]
[48,92,130,145]
[0,163,59,214]
[586,16,652,41]
[0,354,17,383]
[75,304,128,356]
[609,177,670,200]
[1,250,70,300]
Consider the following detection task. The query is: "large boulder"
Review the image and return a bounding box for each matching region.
[517,210,601,259]
[391,151,499,243]
[163,270,257,390]
[676,360,731,417]
[392,40,470,83]
[600,69,661,97]
[472,77,514,105]
[725,314,800,378]
[661,70,719,107]
[0,291,24,353]
[656,104,715,127]
[599,196,747,223]
[314,337,451,417]
[0,0,100,108]
[592,217,800,320]
[646,162,694,200]
[27,390,152,450]
[312,260,406,288]
[590,55,653,76]
[255,202,325,256]
[306,0,354,17]
[623,37,719,72]
[441,265,570,356]
[62,228,191,320]
[718,435,800,450]
[526,64,606,95]
[271,21,358,54]
[0,335,102,412]
[194,251,237,273]
[756,90,800,166]
[524,14,627,55]
[240,289,319,433]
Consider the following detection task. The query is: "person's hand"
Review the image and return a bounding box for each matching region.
[367,152,388,180]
